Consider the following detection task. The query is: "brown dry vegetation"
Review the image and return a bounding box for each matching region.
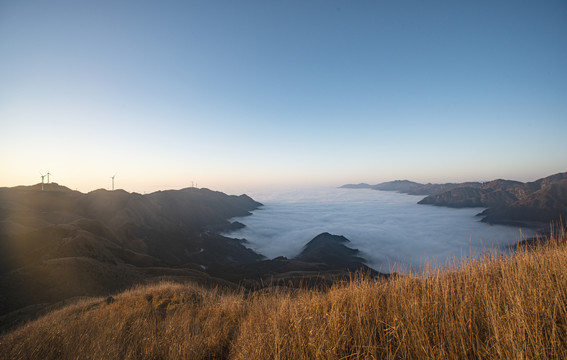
[1,228,567,359]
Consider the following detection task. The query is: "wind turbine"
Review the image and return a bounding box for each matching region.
[111,173,116,191]
[46,170,51,183]
[39,173,46,191]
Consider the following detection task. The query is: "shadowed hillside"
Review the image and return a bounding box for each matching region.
[0,184,263,321]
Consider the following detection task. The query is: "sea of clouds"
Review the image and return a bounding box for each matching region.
[226,187,536,273]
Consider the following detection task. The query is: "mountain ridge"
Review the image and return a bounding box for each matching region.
[0,184,265,321]
[341,172,567,227]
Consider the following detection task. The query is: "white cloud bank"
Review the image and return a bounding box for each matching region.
[226,188,536,273]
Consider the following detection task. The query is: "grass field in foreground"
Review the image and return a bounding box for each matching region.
[1,227,566,359]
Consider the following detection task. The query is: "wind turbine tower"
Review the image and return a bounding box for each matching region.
[46,171,51,183]
[40,173,46,191]
[111,174,116,191]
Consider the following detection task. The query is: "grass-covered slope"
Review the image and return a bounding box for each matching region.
[2,228,567,359]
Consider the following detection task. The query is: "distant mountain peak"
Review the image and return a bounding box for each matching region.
[339,183,372,189]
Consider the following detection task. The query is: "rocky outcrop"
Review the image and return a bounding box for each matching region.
[294,232,374,273]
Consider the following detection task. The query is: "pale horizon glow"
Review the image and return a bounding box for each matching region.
[1,1,566,195]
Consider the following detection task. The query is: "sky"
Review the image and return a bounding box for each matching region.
[1,0,566,195]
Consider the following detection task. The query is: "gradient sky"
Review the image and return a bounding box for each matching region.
[1,0,566,194]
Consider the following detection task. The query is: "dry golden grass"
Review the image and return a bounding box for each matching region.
[1,227,567,359]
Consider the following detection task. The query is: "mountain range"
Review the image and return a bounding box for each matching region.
[0,184,374,331]
[341,172,567,227]
[3,172,565,330]
[340,180,479,195]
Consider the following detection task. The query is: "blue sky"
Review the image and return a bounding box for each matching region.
[1,0,566,194]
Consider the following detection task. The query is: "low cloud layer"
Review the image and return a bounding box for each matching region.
[227,188,536,273]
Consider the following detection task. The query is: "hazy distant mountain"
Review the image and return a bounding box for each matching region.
[340,183,373,189]
[342,172,567,227]
[418,173,567,227]
[403,182,482,196]
[371,180,423,193]
[340,180,475,196]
